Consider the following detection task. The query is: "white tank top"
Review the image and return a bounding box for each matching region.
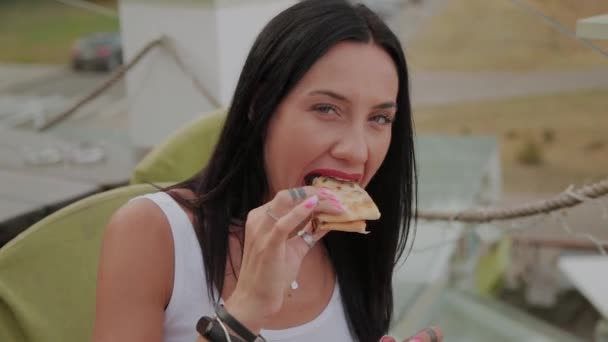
[134,192,355,342]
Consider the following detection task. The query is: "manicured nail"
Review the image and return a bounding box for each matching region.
[380,336,396,342]
[304,195,319,209]
[319,188,337,200]
[408,338,423,342]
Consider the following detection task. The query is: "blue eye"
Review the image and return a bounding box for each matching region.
[372,114,394,125]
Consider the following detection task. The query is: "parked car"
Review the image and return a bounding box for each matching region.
[71,32,123,72]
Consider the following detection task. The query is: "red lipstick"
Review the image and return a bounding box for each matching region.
[307,169,362,182]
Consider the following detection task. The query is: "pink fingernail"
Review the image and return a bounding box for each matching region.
[408,338,423,342]
[319,188,337,200]
[331,199,346,211]
[380,336,396,342]
[304,195,319,209]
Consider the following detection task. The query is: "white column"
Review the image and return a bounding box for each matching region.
[118,0,297,154]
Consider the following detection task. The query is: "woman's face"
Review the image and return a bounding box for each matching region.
[264,41,399,195]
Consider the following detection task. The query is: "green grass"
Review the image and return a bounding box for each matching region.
[414,87,608,193]
[408,0,608,71]
[0,2,119,64]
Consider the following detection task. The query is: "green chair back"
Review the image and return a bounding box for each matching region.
[0,184,160,342]
[130,109,226,185]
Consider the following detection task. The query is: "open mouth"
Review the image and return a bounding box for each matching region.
[303,169,362,186]
[304,173,321,186]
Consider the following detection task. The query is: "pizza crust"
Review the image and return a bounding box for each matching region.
[316,220,369,234]
[312,176,380,234]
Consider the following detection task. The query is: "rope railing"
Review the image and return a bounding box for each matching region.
[417,179,608,222]
[37,34,608,229]
[39,36,221,131]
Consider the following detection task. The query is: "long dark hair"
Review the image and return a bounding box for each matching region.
[170,1,417,340]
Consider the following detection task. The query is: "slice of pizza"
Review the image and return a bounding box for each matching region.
[311,176,380,234]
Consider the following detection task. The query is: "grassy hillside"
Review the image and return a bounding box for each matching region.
[0,1,119,64]
[414,87,608,193]
[408,0,608,71]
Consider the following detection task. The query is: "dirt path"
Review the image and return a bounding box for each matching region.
[385,0,608,106]
[410,68,608,106]
[0,64,63,93]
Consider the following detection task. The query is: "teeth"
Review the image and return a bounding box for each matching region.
[305,173,352,185]
[304,173,320,185]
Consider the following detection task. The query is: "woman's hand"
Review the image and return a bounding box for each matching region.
[380,326,444,342]
[223,186,344,333]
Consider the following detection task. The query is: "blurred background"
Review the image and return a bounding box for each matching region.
[0,0,607,341]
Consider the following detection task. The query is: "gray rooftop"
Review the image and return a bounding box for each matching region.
[416,135,499,207]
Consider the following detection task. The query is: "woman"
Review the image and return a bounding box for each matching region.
[93,1,442,341]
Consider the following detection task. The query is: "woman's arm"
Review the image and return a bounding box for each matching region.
[92,199,174,342]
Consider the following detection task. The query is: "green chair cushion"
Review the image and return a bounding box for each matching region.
[130,109,226,185]
[0,184,166,342]
[0,108,226,341]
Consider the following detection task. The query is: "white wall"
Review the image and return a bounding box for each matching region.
[119,0,296,152]
[216,1,298,105]
[119,2,219,151]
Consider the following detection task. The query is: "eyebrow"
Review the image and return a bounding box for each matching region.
[308,89,397,110]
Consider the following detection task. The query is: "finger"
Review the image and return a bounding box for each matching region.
[379,335,397,342]
[271,186,341,215]
[287,222,320,258]
[286,220,330,243]
[290,186,341,203]
[288,187,308,203]
[285,196,345,238]
[269,195,320,245]
[316,195,347,214]
[248,186,343,246]
[289,213,312,237]
[256,187,314,230]
[261,186,343,230]
[406,326,443,342]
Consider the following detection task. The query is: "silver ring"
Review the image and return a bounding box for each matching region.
[297,230,315,248]
[265,207,280,221]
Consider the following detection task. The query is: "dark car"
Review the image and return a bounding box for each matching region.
[71,32,123,72]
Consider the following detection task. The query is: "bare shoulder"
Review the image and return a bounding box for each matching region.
[106,194,169,234]
[104,194,174,248]
[93,195,175,341]
[105,187,196,233]
[96,188,198,297]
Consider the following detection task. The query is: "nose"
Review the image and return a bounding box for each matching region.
[330,126,368,165]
